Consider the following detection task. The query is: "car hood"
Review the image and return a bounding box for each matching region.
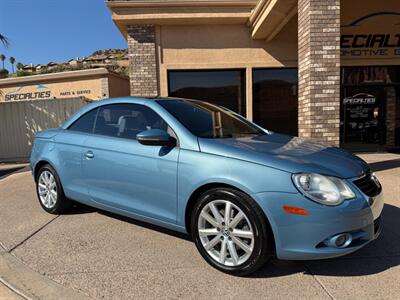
[198,133,369,178]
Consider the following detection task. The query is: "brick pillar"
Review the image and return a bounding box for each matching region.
[385,87,396,147]
[100,77,109,99]
[127,25,159,97]
[298,0,341,145]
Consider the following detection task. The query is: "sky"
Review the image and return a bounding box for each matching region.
[0,0,127,70]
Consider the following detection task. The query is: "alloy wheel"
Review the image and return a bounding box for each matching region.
[38,170,58,209]
[197,199,255,267]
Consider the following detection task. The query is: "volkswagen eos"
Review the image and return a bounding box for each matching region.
[30,97,383,275]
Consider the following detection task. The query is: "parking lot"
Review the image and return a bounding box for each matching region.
[0,153,399,299]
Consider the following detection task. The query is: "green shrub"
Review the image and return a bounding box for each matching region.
[16,70,31,77]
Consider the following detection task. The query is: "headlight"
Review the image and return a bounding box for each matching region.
[292,173,355,206]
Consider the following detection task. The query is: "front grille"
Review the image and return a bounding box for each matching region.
[353,172,382,197]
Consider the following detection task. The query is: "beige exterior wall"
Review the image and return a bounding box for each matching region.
[108,73,131,98]
[0,69,130,102]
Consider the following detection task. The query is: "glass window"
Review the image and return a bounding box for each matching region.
[68,108,98,133]
[168,69,246,116]
[157,99,264,138]
[253,68,298,136]
[342,66,400,85]
[94,104,168,140]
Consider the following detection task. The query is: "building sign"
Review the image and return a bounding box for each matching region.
[3,84,52,101]
[343,93,376,105]
[1,82,96,102]
[342,91,380,144]
[341,12,400,58]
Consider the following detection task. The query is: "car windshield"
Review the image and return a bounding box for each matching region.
[157,99,265,138]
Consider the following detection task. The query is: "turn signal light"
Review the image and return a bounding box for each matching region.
[283,205,309,216]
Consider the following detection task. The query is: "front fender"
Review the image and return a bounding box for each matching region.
[176,149,296,227]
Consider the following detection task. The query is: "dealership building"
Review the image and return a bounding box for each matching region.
[107,0,400,151]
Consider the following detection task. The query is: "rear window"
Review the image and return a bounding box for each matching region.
[68,108,98,133]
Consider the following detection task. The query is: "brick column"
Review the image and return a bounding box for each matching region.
[100,77,109,99]
[298,0,341,145]
[127,25,159,97]
[385,87,396,147]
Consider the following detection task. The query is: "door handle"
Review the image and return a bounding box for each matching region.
[85,150,94,159]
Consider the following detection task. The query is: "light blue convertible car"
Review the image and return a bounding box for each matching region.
[30,97,383,275]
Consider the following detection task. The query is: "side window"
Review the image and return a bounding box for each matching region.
[93,103,169,140]
[68,108,98,133]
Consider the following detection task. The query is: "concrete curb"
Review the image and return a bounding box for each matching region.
[0,249,92,300]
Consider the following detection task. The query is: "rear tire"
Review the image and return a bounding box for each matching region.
[191,187,273,276]
[35,164,71,214]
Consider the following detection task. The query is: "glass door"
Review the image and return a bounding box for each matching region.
[340,86,386,151]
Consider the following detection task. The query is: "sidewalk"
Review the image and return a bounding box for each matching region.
[0,282,22,300]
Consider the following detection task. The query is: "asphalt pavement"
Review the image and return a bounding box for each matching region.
[0,153,399,299]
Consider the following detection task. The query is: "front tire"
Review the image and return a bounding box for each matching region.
[191,188,272,276]
[35,164,70,214]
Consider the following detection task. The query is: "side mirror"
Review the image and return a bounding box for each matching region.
[137,129,176,147]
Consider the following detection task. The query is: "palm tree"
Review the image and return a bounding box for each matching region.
[9,56,15,73]
[16,62,23,71]
[0,54,5,69]
[0,34,9,48]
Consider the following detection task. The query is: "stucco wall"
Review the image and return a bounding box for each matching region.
[108,74,131,98]
[160,20,297,67]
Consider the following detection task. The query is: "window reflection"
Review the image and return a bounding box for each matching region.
[253,68,298,136]
[342,66,400,85]
[157,99,263,138]
[168,70,246,116]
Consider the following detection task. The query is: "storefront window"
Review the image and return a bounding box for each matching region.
[252,68,298,136]
[341,66,400,151]
[340,86,385,148]
[342,66,400,85]
[168,70,246,116]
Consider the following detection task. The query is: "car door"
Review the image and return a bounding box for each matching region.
[81,103,179,223]
[54,107,99,203]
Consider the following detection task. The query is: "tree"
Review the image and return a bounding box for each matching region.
[0,54,5,69]
[0,68,9,79]
[16,62,23,70]
[9,56,15,73]
[0,34,9,48]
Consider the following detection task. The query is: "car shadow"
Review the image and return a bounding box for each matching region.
[65,201,399,277]
[0,165,30,179]
[368,158,400,172]
[66,201,192,241]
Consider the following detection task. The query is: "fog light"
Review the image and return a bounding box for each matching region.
[324,233,352,249]
[335,235,347,247]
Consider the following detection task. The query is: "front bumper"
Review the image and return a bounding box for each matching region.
[253,187,384,260]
